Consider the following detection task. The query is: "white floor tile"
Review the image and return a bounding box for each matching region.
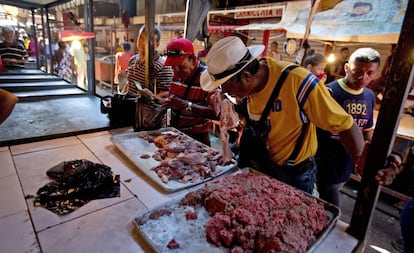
[0,149,15,178]
[77,130,110,139]
[121,173,189,210]
[13,143,101,184]
[0,174,27,218]
[37,198,151,253]
[27,183,135,232]
[0,146,8,152]
[11,142,134,232]
[98,152,145,181]
[10,136,80,155]
[78,132,117,157]
[0,211,40,253]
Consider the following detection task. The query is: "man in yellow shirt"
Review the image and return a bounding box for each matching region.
[201,36,365,194]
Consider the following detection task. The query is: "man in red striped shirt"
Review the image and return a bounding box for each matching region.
[162,38,218,146]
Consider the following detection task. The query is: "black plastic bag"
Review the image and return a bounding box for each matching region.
[100,93,136,127]
[34,159,120,215]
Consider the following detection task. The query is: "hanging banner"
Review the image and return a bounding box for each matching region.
[236,0,407,44]
[284,0,408,43]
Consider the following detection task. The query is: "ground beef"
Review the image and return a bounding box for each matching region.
[167,239,180,249]
[181,172,328,253]
[185,210,198,220]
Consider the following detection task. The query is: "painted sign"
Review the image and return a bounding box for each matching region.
[234,4,284,19]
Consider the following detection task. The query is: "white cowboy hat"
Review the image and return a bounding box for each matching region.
[200,36,265,91]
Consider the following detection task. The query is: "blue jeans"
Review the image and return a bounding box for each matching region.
[290,161,317,194]
[256,157,317,194]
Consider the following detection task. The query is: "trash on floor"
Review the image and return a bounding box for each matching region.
[33,159,120,215]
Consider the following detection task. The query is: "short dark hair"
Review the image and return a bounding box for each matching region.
[351,2,372,17]
[303,53,326,67]
[349,47,381,66]
[353,2,372,10]
[122,42,130,51]
[228,59,260,82]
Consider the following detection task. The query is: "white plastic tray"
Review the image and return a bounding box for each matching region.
[110,127,237,192]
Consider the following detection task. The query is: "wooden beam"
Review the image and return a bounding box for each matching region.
[85,0,95,95]
[145,0,156,92]
[347,0,414,242]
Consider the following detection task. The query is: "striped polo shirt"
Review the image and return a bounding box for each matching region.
[126,51,173,95]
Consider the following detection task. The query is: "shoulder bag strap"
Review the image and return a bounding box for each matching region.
[183,66,204,98]
[243,64,298,127]
[171,66,204,125]
[259,64,298,122]
[245,64,308,166]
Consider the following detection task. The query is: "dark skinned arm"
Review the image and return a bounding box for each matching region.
[339,122,365,175]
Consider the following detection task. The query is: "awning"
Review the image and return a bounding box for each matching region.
[235,23,286,33]
[208,25,243,33]
[283,0,407,44]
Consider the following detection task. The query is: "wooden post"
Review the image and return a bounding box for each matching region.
[347,0,414,243]
[145,0,155,91]
[263,30,270,57]
[85,0,95,95]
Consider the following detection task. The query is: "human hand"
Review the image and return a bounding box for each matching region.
[375,154,401,185]
[163,94,186,110]
[375,168,397,185]
[316,73,327,83]
[321,74,327,83]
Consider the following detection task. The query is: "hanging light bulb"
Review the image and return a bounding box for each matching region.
[327,53,335,63]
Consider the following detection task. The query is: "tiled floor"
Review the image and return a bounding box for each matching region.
[0,128,192,253]
[1,128,401,253]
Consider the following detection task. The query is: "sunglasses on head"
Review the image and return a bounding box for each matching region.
[165,49,191,57]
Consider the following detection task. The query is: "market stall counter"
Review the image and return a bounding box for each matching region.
[374,110,414,141]
[95,55,115,89]
[1,127,359,253]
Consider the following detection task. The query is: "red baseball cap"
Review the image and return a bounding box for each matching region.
[164,38,194,66]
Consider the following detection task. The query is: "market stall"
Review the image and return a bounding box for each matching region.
[1,0,413,252]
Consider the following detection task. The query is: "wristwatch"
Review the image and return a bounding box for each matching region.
[185,101,192,113]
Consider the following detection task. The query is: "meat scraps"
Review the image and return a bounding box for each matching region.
[181,172,328,253]
[149,209,172,219]
[219,98,239,163]
[139,131,225,184]
[167,239,180,249]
